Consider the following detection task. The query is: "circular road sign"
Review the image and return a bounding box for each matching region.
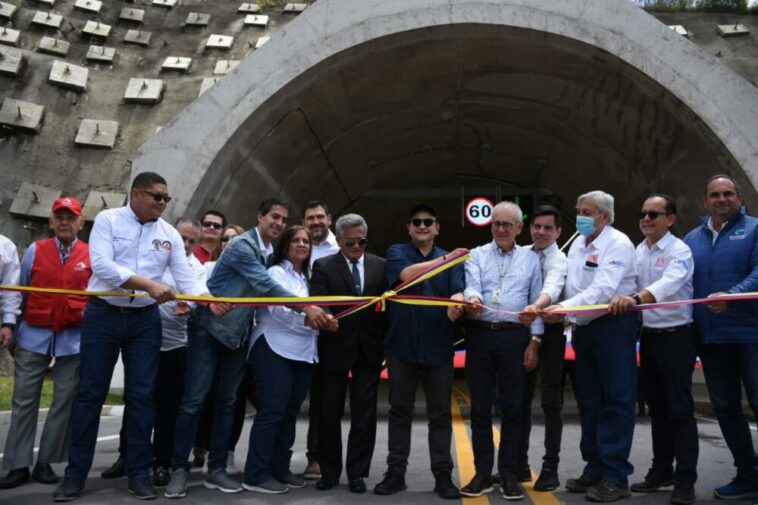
[465,197,494,227]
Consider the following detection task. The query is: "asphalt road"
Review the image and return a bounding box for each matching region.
[0,378,754,505]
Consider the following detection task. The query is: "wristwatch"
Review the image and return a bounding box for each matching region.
[631,293,643,305]
[530,335,542,345]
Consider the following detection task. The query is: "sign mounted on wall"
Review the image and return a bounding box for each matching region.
[464,197,494,227]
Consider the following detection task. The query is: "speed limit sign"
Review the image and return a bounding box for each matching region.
[465,197,494,227]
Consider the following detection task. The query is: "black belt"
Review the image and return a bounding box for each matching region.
[467,320,523,331]
[89,296,157,314]
[641,323,692,334]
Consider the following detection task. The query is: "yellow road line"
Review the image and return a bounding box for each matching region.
[452,391,490,504]
[452,384,565,505]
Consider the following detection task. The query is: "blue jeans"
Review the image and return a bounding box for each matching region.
[699,343,758,481]
[65,300,161,480]
[574,313,638,486]
[171,320,246,472]
[245,336,313,485]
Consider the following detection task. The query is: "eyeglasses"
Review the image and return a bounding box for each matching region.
[181,236,197,245]
[410,218,436,227]
[220,236,232,243]
[142,190,172,204]
[344,238,368,247]
[202,221,223,229]
[637,211,669,220]
[491,221,515,230]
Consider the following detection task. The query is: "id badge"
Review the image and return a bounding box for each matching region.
[492,289,500,305]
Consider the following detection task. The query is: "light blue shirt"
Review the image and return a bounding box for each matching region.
[17,239,81,357]
[464,241,544,335]
[250,260,318,363]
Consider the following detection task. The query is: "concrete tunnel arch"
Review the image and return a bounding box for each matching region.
[132,0,758,251]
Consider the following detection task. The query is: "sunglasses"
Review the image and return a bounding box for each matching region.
[637,211,668,220]
[220,236,232,243]
[142,190,172,203]
[344,238,368,247]
[410,218,436,227]
[202,221,224,229]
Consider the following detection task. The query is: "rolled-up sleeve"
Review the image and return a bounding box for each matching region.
[89,212,135,287]
[0,239,22,325]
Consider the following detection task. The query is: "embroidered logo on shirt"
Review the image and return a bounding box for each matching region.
[655,256,667,266]
[74,261,88,271]
[609,260,626,268]
[729,228,746,240]
[151,239,172,251]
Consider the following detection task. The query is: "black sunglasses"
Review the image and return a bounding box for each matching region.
[344,238,368,247]
[410,218,436,227]
[637,211,669,220]
[202,221,223,229]
[143,190,172,203]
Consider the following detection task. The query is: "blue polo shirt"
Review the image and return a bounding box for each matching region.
[384,242,465,366]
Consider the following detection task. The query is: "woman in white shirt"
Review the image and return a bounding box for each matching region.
[243,226,334,494]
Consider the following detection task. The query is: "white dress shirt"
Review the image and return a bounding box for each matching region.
[250,260,318,363]
[159,254,207,351]
[310,230,339,266]
[0,235,21,325]
[561,225,637,325]
[255,228,274,260]
[343,253,364,293]
[87,205,207,307]
[527,242,567,304]
[635,232,694,328]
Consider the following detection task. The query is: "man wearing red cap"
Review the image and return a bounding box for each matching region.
[0,197,91,489]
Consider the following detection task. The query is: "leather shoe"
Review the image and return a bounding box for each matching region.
[586,480,631,502]
[101,456,125,479]
[670,483,696,505]
[630,471,675,493]
[128,477,157,500]
[315,477,339,491]
[461,472,494,497]
[0,468,30,489]
[434,473,461,499]
[349,477,367,494]
[32,462,60,484]
[534,468,560,492]
[566,473,602,493]
[152,466,170,487]
[373,470,406,495]
[53,478,85,502]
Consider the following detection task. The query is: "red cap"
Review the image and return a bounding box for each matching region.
[52,197,83,216]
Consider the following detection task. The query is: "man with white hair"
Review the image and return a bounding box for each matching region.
[461,201,543,501]
[544,190,637,503]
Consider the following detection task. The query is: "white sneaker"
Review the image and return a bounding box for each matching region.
[226,451,241,476]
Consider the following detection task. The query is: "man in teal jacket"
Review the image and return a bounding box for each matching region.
[684,174,758,501]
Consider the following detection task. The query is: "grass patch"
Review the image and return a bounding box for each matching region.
[0,375,123,411]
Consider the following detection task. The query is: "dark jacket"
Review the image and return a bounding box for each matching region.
[310,252,387,372]
[684,207,758,344]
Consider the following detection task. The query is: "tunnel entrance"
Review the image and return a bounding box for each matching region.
[133,0,758,253]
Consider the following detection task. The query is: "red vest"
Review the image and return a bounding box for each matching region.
[24,238,91,331]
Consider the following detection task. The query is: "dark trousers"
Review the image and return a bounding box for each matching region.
[117,346,188,468]
[171,321,246,472]
[519,322,566,471]
[698,342,758,481]
[574,313,638,486]
[65,301,161,480]
[639,326,698,485]
[245,336,313,485]
[306,365,321,464]
[466,325,529,475]
[386,355,454,477]
[319,352,381,481]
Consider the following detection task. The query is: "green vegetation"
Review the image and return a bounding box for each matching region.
[257,0,278,9]
[0,376,123,411]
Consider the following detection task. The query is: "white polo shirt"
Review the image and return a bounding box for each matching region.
[635,231,693,328]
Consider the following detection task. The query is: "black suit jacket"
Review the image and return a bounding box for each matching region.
[310,252,387,372]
